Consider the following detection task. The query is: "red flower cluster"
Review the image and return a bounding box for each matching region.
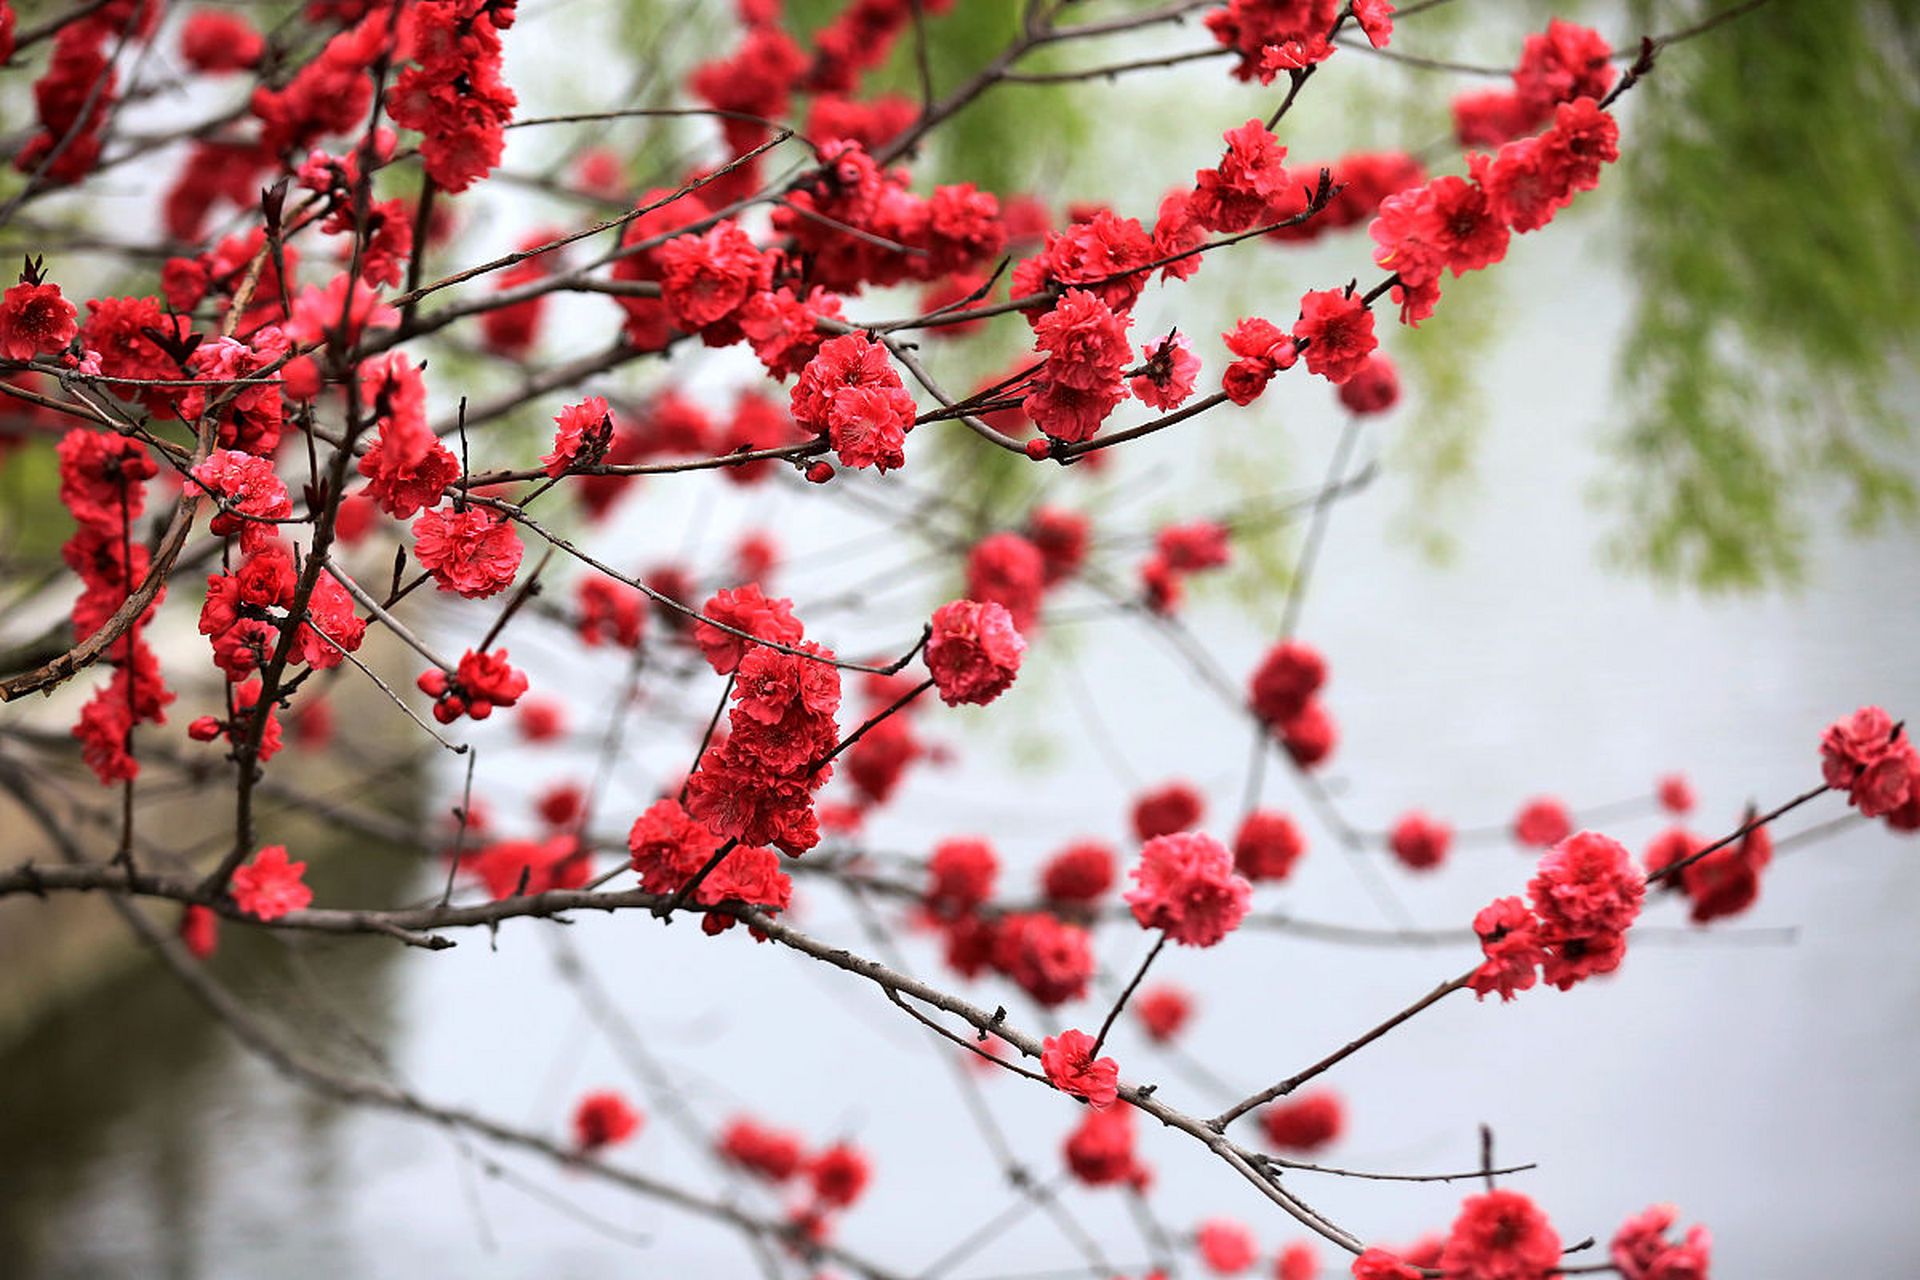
[251,15,381,155]
[1124,831,1253,948]
[1378,93,1618,324]
[357,355,457,518]
[1193,120,1291,234]
[1657,772,1696,814]
[626,797,794,934]
[963,532,1049,635]
[418,648,529,723]
[1472,830,1645,998]
[1011,208,1156,315]
[572,1091,642,1151]
[841,671,929,811]
[718,1115,806,1182]
[804,0,954,97]
[657,220,775,339]
[772,140,1005,293]
[715,1114,872,1230]
[1452,20,1615,147]
[466,834,588,900]
[695,583,803,674]
[1248,640,1337,769]
[191,448,293,555]
[1027,506,1091,586]
[1646,821,1773,924]
[1277,1241,1319,1280]
[1294,288,1378,384]
[180,10,265,74]
[683,617,841,857]
[1352,1249,1423,1280]
[1337,353,1401,415]
[187,678,284,763]
[1040,1028,1119,1109]
[56,429,173,783]
[1611,1204,1712,1280]
[387,0,518,192]
[1819,705,1917,823]
[1027,288,1132,444]
[199,540,365,681]
[16,5,145,185]
[924,836,998,917]
[1221,316,1298,405]
[925,598,1026,707]
[1141,519,1233,615]
[1204,0,1340,83]
[576,577,646,650]
[791,333,917,472]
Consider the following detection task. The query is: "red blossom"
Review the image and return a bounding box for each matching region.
[1133,780,1206,841]
[925,837,998,916]
[0,278,79,360]
[1041,841,1116,904]
[1388,811,1451,871]
[411,505,524,599]
[807,1142,872,1209]
[991,911,1094,1007]
[1198,1218,1260,1275]
[1511,796,1572,848]
[965,532,1047,634]
[1063,1104,1136,1186]
[572,1091,642,1150]
[230,844,312,920]
[1134,984,1193,1043]
[1260,1090,1344,1152]
[694,583,804,675]
[925,598,1026,707]
[1233,810,1306,882]
[1294,288,1378,385]
[1125,831,1252,947]
[1040,1028,1119,1109]
[1469,895,1545,1001]
[1440,1189,1561,1280]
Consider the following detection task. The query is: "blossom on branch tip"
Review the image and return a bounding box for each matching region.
[0,277,79,360]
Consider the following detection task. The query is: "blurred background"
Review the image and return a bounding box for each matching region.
[2,1,1918,1276]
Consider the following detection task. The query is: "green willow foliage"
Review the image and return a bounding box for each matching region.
[1608,0,1920,587]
